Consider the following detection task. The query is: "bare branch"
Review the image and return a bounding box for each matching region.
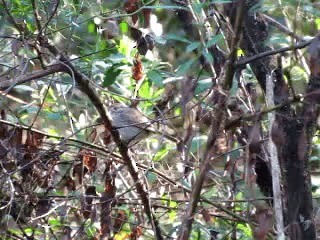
[0,64,67,91]
[236,38,313,66]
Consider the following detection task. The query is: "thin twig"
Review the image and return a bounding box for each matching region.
[262,14,302,41]
[39,0,60,35]
[31,0,42,33]
[236,38,313,66]
[0,63,67,90]
[29,200,68,222]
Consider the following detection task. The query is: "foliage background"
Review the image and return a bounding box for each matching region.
[0,0,320,239]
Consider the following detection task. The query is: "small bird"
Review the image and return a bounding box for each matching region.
[108,104,177,146]
[109,104,154,145]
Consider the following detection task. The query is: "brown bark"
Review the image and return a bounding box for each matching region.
[226,0,316,239]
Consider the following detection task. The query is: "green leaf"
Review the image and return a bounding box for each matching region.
[147,70,163,87]
[202,187,218,199]
[119,21,128,34]
[20,105,39,114]
[108,53,126,63]
[153,147,169,161]
[44,87,57,103]
[87,21,96,33]
[205,34,223,48]
[192,2,203,15]
[97,39,107,52]
[195,78,212,94]
[181,177,192,189]
[103,66,122,87]
[19,48,37,58]
[269,33,290,46]
[46,112,63,120]
[154,36,166,44]
[230,74,239,96]
[315,18,320,30]
[138,80,152,98]
[165,33,191,43]
[237,223,252,237]
[175,59,196,75]
[168,200,178,222]
[47,128,58,136]
[202,50,213,64]
[48,219,61,226]
[190,135,207,153]
[146,172,157,184]
[186,41,201,53]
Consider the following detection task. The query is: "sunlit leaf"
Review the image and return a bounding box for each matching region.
[87,21,96,33]
[237,48,245,57]
[315,18,320,30]
[168,200,178,222]
[138,80,152,98]
[153,147,169,161]
[48,219,61,226]
[119,21,128,34]
[47,128,58,136]
[237,223,253,237]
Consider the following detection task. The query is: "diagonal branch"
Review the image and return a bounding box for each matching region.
[178,1,246,239]
[0,64,67,91]
[236,38,313,67]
